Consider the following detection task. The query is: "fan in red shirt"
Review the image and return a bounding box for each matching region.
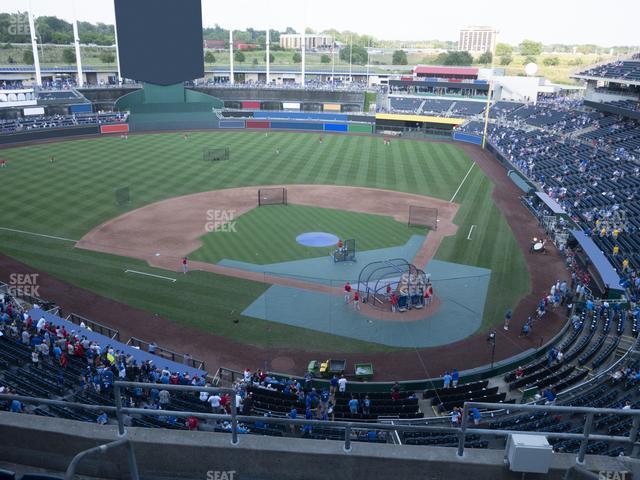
[187,416,199,431]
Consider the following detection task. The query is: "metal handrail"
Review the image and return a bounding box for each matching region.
[4,383,640,466]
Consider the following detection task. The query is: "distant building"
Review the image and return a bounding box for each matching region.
[203,39,225,50]
[279,34,333,50]
[458,26,498,53]
[234,43,257,51]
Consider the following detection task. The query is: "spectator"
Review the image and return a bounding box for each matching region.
[338,375,347,394]
[443,371,452,389]
[452,369,460,388]
[348,395,359,414]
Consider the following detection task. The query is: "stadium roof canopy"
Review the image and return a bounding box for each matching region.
[570,230,622,289]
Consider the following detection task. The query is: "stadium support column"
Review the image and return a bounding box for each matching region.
[27,4,41,87]
[300,29,305,86]
[266,28,270,84]
[229,29,234,85]
[72,14,84,87]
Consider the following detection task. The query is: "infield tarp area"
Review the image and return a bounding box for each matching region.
[218,235,426,284]
[241,259,491,348]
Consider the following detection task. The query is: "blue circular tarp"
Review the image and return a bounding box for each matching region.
[296,232,339,247]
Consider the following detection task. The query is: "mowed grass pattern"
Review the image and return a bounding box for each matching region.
[0,132,529,351]
[190,204,425,265]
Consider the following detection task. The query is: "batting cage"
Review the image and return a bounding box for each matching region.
[203,147,230,162]
[114,186,131,206]
[258,187,287,206]
[408,205,438,230]
[357,258,428,311]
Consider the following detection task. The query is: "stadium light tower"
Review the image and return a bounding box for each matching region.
[229,28,234,85]
[266,27,270,84]
[300,28,306,86]
[112,8,122,84]
[27,1,41,86]
[72,0,84,87]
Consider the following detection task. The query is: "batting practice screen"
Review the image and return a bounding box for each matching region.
[203,147,230,162]
[408,205,438,229]
[258,188,288,206]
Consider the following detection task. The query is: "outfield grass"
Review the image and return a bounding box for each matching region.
[190,204,424,265]
[0,131,530,351]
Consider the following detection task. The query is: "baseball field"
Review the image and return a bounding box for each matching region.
[0,131,530,353]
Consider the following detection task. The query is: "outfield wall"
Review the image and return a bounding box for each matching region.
[451,131,483,145]
[218,115,374,134]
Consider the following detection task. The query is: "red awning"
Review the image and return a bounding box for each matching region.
[413,66,478,76]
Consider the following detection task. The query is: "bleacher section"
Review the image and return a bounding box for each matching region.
[0,112,126,134]
[577,60,640,82]
[389,96,485,117]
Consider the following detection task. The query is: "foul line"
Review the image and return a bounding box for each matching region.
[0,226,78,243]
[449,163,475,203]
[467,225,476,240]
[124,270,176,283]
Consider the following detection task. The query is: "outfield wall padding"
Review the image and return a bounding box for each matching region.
[269,120,323,131]
[246,119,270,129]
[100,124,129,134]
[323,122,348,132]
[219,119,245,129]
[348,123,373,133]
[254,111,348,122]
[0,125,100,145]
[452,131,483,145]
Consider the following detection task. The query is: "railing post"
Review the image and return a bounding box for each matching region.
[230,392,239,445]
[114,384,125,436]
[344,424,352,452]
[457,404,470,458]
[629,415,640,458]
[125,440,141,480]
[577,412,594,464]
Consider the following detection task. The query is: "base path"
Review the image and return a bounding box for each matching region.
[77,184,458,274]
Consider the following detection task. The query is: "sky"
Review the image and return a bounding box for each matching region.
[3,0,639,46]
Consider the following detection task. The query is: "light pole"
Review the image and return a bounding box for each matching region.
[487,329,496,368]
